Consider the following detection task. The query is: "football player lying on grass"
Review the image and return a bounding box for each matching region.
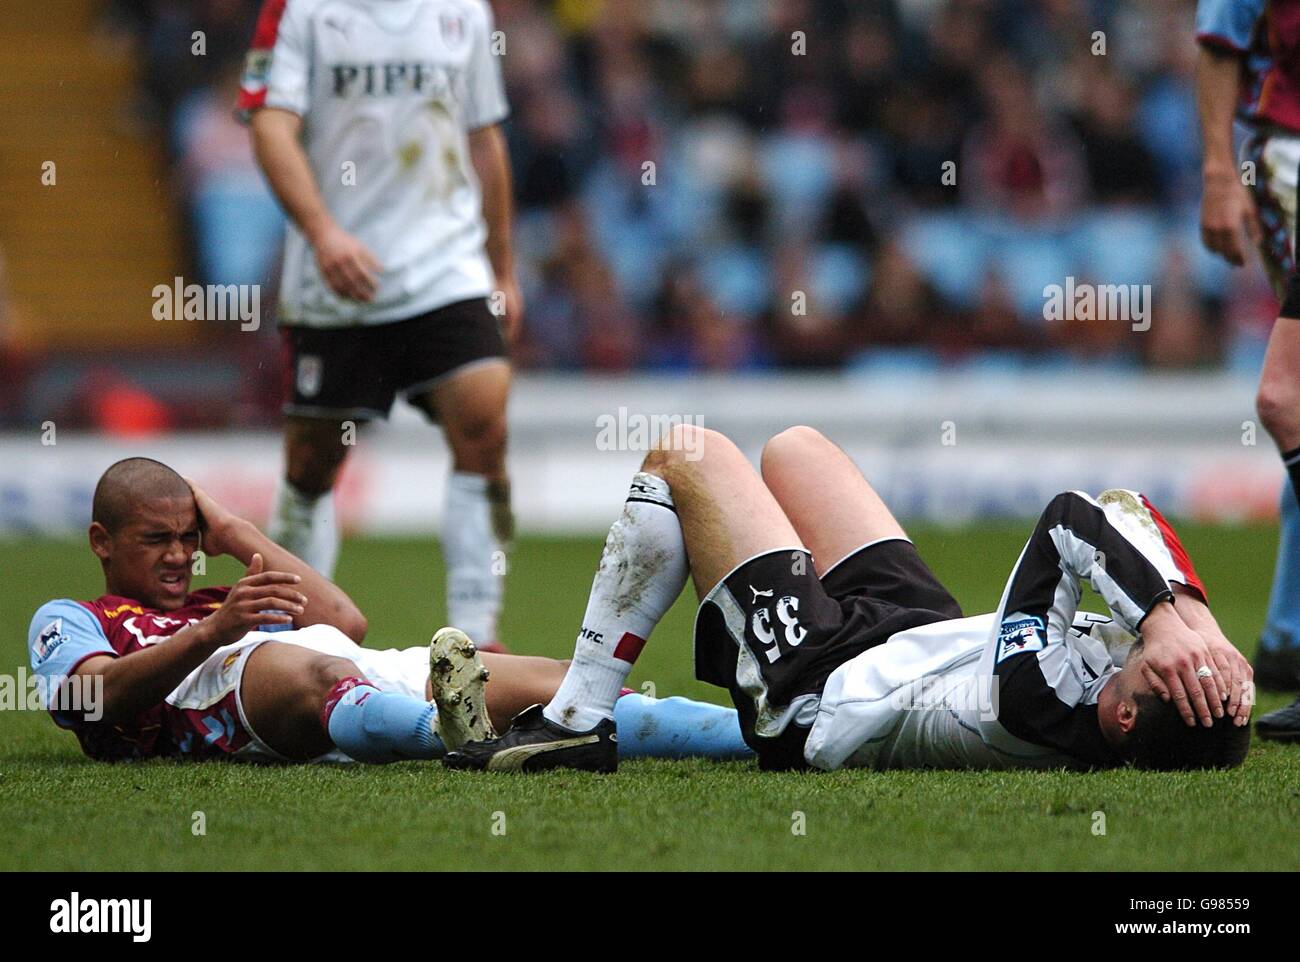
[27,458,751,764]
[446,425,1254,773]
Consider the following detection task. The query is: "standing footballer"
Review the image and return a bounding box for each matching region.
[1196,0,1300,734]
[238,0,519,651]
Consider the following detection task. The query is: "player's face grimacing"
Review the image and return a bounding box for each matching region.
[88,495,201,611]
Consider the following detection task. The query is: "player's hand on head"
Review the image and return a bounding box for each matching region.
[313,223,382,303]
[204,553,308,648]
[1202,629,1254,726]
[1136,602,1225,728]
[1199,170,1261,267]
[184,477,236,557]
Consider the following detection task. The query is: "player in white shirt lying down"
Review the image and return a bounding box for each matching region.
[446,425,1255,773]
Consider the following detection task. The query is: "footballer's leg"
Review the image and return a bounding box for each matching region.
[1245,132,1300,716]
[439,639,749,757]
[475,649,568,732]
[269,415,353,579]
[445,425,801,772]
[272,322,397,578]
[759,425,962,627]
[1254,316,1300,695]
[1254,316,1300,732]
[241,641,443,762]
[240,627,746,764]
[239,636,568,761]
[414,359,513,653]
[759,425,906,575]
[654,425,807,598]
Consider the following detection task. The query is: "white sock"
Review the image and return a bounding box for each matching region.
[443,471,508,644]
[268,478,339,577]
[544,472,688,731]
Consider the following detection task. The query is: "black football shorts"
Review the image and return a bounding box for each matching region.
[280,297,507,420]
[694,538,962,771]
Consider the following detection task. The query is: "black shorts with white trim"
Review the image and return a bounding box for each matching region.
[693,538,962,771]
[280,297,507,421]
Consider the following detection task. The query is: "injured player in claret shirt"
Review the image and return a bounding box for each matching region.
[445,425,1254,774]
[27,458,753,766]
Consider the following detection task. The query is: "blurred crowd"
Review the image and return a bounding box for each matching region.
[102,0,1280,380]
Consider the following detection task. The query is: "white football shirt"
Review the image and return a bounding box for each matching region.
[239,0,509,326]
[805,614,1128,771]
[804,490,1200,771]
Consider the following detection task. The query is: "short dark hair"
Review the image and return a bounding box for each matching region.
[91,458,192,533]
[1122,693,1250,770]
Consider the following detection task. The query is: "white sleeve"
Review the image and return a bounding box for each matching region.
[464,0,509,130]
[263,0,312,117]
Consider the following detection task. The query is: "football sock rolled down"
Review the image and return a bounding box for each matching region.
[323,677,444,763]
[545,472,688,732]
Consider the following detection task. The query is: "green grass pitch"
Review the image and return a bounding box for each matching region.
[2,525,1298,871]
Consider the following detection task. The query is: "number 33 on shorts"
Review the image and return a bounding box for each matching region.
[750,588,808,662]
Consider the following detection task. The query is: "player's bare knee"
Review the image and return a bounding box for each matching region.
[1256,379,1300,444]
[646,425,728,477]
[640,445,680,477]
[654,422,707,453]
[761,425,828,478]
[307,655,363,704]
[449,414,508,474]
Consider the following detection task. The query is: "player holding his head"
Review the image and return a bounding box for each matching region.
[240,0,519,650]
[1196,0,1300,736]
[26,458,751,766]
[448,426,1253,773]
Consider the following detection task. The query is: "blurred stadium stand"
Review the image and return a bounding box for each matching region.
[0,372,1279,535]
[0,0,188,349]
[0,0,1285,432]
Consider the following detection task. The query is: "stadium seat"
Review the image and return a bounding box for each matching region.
[900,212,988,308]
[758,133,836,232]
[986,222,1075,317]
[1074,210,1164,288]
[698,245,771,317]
[811,244,870,315]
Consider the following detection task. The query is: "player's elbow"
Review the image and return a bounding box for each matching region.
[324,604,367,644]
[341,611,368,645]
[90,686,136,729]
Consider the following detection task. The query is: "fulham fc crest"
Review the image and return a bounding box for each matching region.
[297,355,323,398]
